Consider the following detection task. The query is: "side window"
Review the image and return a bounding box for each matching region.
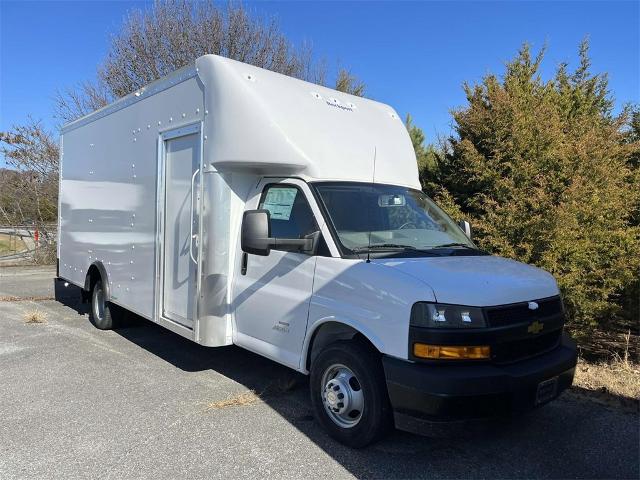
[259,185,319,244]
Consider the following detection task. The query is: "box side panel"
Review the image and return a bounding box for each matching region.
[59,77,204,320]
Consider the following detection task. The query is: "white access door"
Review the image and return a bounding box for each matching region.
[233,180,320,369]
[161,127,200,328]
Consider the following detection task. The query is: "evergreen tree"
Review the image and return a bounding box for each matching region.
[405,115,440,193]
[435,41,640,331]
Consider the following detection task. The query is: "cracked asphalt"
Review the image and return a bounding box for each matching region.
[0,265,638,479]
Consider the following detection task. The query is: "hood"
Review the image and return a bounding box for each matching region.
[374,255,559,307]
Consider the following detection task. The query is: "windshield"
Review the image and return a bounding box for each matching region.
[313,182,477,256]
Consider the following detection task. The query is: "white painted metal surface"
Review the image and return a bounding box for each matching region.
[195,55,420,189]
[59,73,205,329]
[372,256,559,307]
[232,178,321,369]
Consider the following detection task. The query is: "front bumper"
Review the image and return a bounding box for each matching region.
[383,332,577,435]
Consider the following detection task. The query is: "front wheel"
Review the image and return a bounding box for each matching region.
[310,340,393,448]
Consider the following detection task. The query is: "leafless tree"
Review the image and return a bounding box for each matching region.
[56,1,364,123]
[335,69,366,98]
[0,118,59,231]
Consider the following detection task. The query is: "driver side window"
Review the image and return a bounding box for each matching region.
[259,185,318,246]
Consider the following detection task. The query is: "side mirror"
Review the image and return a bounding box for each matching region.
[241,209,321,256]
[242,210,272,256]
[458,219,472,238]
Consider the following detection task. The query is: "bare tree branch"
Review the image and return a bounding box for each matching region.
[55,1,365,122]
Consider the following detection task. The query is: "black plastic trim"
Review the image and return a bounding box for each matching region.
[384,332,577,427]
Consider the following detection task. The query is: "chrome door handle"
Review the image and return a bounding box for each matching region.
[189,168,200,265]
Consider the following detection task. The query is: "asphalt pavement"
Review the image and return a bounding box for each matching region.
[0,265,638,479]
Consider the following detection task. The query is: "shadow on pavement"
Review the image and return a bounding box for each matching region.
[55,284,639,479]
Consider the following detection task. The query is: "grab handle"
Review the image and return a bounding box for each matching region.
[189,168,200,265]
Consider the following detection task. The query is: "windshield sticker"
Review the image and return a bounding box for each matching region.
[262,187,297,221]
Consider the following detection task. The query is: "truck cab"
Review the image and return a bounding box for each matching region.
[233,177,577,447]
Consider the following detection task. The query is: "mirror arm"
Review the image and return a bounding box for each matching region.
[269,231,321,255]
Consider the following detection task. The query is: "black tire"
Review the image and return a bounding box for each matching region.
[310,340,393,448]
[89,279,120,330]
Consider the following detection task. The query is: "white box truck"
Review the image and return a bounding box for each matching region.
[56,54,577,447]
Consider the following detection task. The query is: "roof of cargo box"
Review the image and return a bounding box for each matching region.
[62,54,420,189]
[196,55,419,188]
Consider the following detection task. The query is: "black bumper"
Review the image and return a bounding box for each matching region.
[383,332,577,434]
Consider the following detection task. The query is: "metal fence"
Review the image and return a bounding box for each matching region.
[0,224,57,263]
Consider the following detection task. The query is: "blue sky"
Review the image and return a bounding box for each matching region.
[1,0,639,167]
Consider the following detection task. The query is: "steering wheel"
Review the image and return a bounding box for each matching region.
[398,222,417,230]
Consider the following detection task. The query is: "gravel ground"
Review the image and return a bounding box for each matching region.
[0,265,638,479]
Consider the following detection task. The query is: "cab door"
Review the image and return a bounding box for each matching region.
[232,179,322,369]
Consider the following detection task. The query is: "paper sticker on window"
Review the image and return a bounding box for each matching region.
[261,187,297,221]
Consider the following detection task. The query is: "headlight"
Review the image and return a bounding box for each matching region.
[410,302,486,328]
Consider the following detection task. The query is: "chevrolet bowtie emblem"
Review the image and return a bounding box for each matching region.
[527,320,544,334]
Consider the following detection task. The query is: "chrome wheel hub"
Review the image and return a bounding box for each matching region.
[321,364,364,428]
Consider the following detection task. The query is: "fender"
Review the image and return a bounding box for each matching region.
[84,261,111,302]
[300,315,386,374]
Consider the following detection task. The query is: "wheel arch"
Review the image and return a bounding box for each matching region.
[302,319,384,374]
[84,261,110,301]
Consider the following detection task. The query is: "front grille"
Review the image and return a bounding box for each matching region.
[492,329,562,364]
[485,296,565,363]
[409,296,566,365]
[485,296,563,327]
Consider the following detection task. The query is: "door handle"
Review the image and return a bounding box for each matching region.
[189,168,200,265]
[241,252,248,275]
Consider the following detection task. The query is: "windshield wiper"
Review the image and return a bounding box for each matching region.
[429,243,477,249]
[352,243,418,252]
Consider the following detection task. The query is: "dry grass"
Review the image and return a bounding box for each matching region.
[0,233,26,255]
[575,360,640,399]
[24,309,47,324]
[204,376,299,412]
[205,390,262,410]
[574,331,639,404]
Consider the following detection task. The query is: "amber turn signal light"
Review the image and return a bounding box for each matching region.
[413,343,490,360]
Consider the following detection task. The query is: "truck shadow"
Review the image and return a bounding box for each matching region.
[53,289,639,479]
[114,316,636,479]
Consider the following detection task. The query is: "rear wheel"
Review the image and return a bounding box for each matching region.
[310,340,393,448]
[89,279,120,330]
